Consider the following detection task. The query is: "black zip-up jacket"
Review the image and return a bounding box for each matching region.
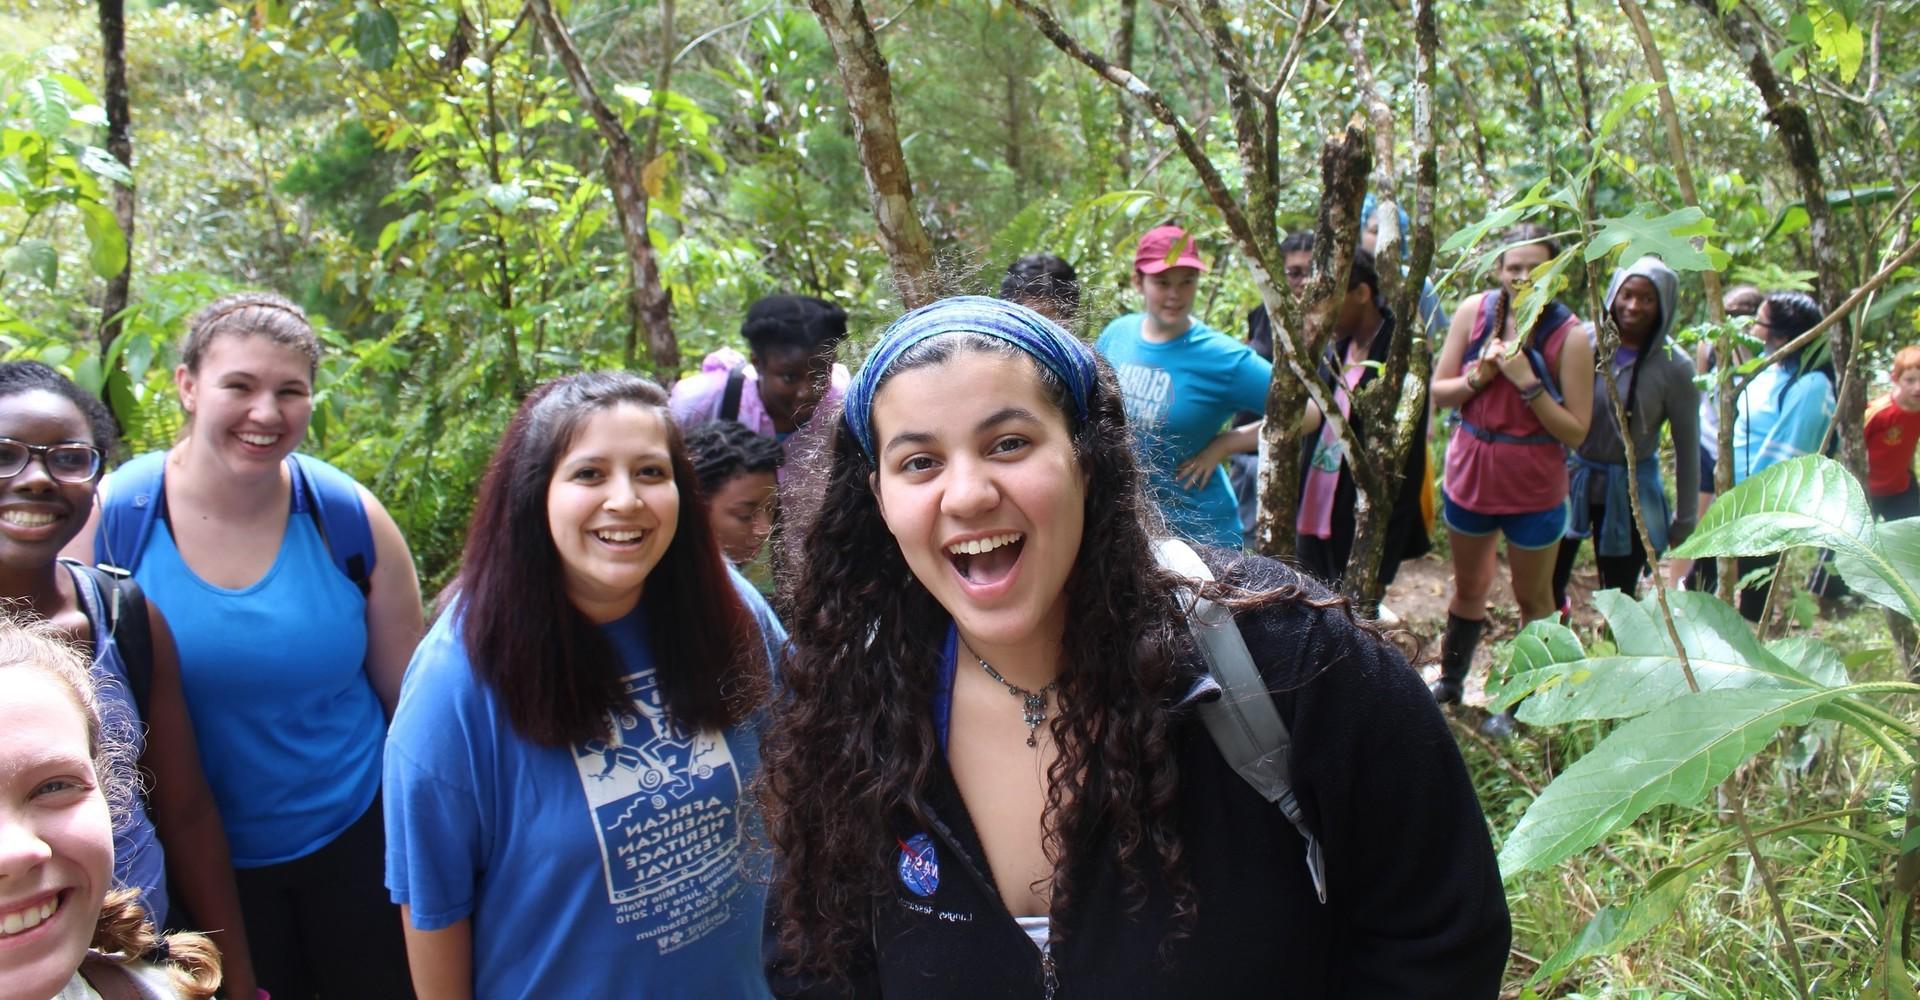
[770,554,1510,999]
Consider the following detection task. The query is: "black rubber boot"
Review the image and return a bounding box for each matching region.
[1431,613,1485,705]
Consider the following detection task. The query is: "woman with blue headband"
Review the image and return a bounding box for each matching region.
[761,296,1508,998]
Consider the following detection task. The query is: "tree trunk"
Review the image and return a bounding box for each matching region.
[526,0,678,378]
[807,0,938,309]
[96,0,133,353]
[1109,0,1138,175]
[1690,0,1864,483]
[1257,120,1370,562]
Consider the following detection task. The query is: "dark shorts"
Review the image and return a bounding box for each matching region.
[1442,493,1569,551]
[1699,446,1717,493]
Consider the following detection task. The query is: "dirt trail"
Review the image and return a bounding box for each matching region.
[1378,552,1606,706]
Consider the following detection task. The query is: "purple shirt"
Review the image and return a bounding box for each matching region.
[668,353,850,481]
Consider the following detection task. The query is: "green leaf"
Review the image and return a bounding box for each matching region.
[1673,456,1919,618]
[1495,592,1818,724]
[78,146,132,187]
[2,238,57,289]
[1507,246,1580,351]
[1499,685,1863,877]
[1597,82,1658,143]
[1766,635,1851,688]
[21,77,71,138]
[1809,2,1864,82]
[1527,863,1702,986]
[1438,178,1549,254]
[1585,206,1730,273]
[81,201,127,279]
[1832,517,1920,622]
[351,5,401,71]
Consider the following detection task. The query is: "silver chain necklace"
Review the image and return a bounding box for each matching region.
[975,657,1058,748]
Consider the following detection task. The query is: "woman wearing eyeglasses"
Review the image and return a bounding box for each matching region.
[0,360,258,998]
[70,293,425,997]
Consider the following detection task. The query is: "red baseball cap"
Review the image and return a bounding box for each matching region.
[1134,225,1209,274]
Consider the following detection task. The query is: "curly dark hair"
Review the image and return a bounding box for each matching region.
[0,360,121,455]
[763,331,1212,981]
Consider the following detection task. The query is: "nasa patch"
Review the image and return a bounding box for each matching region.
[897,832,940,897]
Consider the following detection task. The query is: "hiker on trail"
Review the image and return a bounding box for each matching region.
[1549,256,1700,611]
[0,362,256,998]
[686,419,782,567]
[1672,284,1762,588]
[1000,253,1082,328]
[73,292,424,998]
[668,294,850,467]
[0,617,224,1000]
[1428,224,1594,738]
[385,372,783,999]
[1229,231,1315,540]
[1691,291,1836,621]
[761,296,1508,998]
[1287,248,1432,591]
[1864,345,1920,522]
[1098,225,1272,550]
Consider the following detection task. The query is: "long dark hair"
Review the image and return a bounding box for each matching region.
[455,372,767,746]
[763,333,1212,980]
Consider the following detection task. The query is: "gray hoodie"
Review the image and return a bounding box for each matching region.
[1578,255,1700,538]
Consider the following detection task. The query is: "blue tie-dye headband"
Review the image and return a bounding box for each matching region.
[843,295,1097,459]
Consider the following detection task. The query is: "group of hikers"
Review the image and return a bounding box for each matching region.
[2,216,1916,1000]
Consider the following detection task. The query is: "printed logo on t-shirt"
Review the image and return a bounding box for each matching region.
[573,664,747,956]
[897,832,939,897]
[1113,362,1174,431]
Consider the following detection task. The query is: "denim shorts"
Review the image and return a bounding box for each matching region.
[1442,493,1569,550]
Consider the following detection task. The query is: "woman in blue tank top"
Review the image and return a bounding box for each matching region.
[73,294,426,998]
[0,361,256,997]
[385,372,781,998]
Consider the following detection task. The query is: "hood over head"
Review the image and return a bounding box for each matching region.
[1603,256,1679,351]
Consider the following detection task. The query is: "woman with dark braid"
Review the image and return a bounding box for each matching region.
[761,296,1507,998]
[71,292,424,997]
[1428,224,1594,737]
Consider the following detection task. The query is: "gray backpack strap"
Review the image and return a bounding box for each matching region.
[1154,538,1328,903]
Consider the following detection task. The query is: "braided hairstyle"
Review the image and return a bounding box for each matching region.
[1487,223,1562,349]
[181,292,320,376]
[685,420,783,497]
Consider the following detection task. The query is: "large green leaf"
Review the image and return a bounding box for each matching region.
[80,201,127,280]
[1495,591,1818,724]
[1672,456,1919,618]
[351,5,401,71]
[1506,247,1579,355]
[1832,517,1920,622]
[1500,685,1862,877]
[1766,635,1851,689]
[1584,206,1730,273]
[20,76,70,138]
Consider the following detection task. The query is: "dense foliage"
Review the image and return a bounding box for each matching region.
[4,0,1918,994]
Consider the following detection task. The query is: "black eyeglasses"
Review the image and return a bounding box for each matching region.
[0,438,104,483]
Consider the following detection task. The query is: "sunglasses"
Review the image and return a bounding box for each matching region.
[0,438,104,483]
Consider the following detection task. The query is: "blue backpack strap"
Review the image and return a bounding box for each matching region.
[94,451,170,576]
[288,453,377,595]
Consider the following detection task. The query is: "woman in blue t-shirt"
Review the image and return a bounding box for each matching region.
[1096,225,1272,549]
[385,372,782,998]
[0,361,256,998]
[73,293,425,997]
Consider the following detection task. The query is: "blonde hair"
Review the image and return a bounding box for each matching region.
[0,616,222,999]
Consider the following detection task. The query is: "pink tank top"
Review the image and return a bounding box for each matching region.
[1444,292,1578,514]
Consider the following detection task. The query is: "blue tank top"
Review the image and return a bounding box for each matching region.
[133,509,381,867]
[68,562,170,926]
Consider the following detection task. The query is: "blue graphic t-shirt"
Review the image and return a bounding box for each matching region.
[1097,313,1273,548]
[384,574,784,999]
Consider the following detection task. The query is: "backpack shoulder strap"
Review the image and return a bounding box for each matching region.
[718,362,749,423]
[1152,538,1327,903]
[288,453,377,595]
[60,558,154,722]
[94,451,170,575]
